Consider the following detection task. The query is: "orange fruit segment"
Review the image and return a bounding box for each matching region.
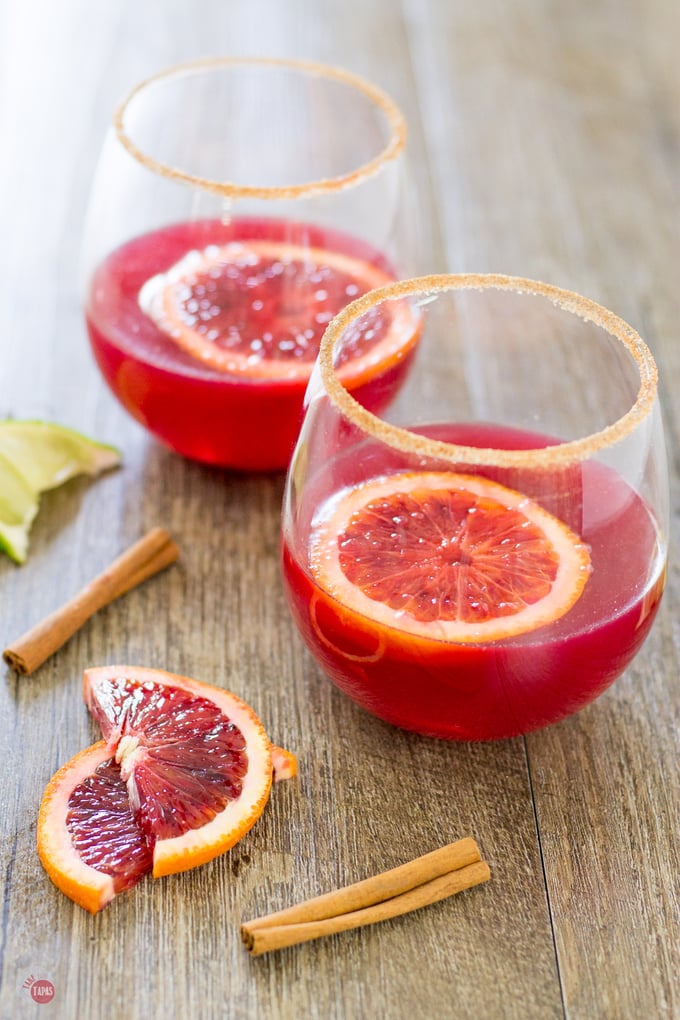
[271,745,298,782]
[38,741,150,914]
[37,666,295,912]
[139,240,420,384]
[311,472,592,645]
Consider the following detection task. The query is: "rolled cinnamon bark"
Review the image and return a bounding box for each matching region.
[3,528,179,674]
[241,840,490,956]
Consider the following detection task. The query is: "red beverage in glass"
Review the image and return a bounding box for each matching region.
[83,59,416,468]
[282,423,666,740]
[86,217,419,471]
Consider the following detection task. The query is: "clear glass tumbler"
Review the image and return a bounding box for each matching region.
[82,57,418,469]
[282,274,668,739]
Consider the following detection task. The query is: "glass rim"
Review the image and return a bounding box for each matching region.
[113,56,407,200]
[318,273,659,468]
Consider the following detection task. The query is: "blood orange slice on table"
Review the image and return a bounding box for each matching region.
[37,666,296,913]
[310,472,592,645]
[139,240,420,385]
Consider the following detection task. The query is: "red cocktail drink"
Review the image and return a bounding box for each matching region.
[281,275,668,739]
[86,218,419,470]
[282,423,665,740]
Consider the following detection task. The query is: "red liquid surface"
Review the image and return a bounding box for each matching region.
[86,218,416,470]
[282,423,665,740]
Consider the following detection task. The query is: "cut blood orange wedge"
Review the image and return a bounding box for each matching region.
[311,472,592,645]
[138,240,420,385]
[37,666,296,913]
[271,744,298,782]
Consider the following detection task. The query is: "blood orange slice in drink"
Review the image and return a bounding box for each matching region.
[139,240,420,385]
[310,472,592,645]
[37,667,296,912]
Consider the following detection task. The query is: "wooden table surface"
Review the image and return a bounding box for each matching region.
[1,2,679,1018]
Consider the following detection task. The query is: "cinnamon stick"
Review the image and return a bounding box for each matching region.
[3,528,179,675]
[241,839,490,956]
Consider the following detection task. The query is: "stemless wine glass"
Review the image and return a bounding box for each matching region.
[282,274,668,740]
[81,57,418,470]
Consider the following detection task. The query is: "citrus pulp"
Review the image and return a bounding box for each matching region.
[311,471,592,645]
[139,239,419,385]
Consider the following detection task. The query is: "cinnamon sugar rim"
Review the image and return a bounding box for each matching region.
[319,273,658,469]
[114,57,407,200]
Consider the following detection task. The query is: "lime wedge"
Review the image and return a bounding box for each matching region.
[0,420,122,564]
[0,452,38,563]
[0,421,121,492]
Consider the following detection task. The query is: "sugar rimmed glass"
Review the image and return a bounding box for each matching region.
[81,57,418,470]
[282,274,668,740]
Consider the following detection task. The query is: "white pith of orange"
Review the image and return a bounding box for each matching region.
[310,471,592,645]
[139,240,420,383]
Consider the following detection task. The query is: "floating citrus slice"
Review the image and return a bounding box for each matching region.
[310,472,592,644]
[37,666,296,912]
[139,240,419,384]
